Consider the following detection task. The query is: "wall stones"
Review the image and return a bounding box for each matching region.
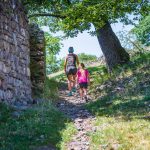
[0,0,32,104]
[29,24,46,97]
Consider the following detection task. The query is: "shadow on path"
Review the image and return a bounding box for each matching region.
[56,90,94,120]
[54,83,95,150]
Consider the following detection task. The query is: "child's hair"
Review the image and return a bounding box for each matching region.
[80,63,85,69]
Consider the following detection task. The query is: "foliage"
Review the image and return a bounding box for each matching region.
[23,0,150,37]
[132,15,150,46]
[23,0,150,70]
[85,51,150,149]
[43,77,59,100]
[39,50,150,149]
[0,103,13,123]
[78,53,97,63]
[45,32,62,74]
[117,30,135,50]
[117,30,145,52]
[59,57,65,70]
[0,102,76,150]
[89,117,150,150]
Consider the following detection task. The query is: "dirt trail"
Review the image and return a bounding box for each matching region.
[56,88,95,150]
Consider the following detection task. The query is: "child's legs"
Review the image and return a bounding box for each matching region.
[79,88,84,98]
[83,88,87,96]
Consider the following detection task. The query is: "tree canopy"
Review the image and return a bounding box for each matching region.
[23,0,150,70]
[24,0,149,36]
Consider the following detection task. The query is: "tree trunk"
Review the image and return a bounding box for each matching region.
[96,21,130,71]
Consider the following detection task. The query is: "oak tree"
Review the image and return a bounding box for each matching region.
[23,0,150,70]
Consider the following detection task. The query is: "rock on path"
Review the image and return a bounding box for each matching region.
[56,90,95,150]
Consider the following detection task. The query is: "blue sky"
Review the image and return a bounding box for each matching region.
[43,22,134,59]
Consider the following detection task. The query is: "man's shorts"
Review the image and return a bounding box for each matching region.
[79,82,88,89]
[66,67,77,76]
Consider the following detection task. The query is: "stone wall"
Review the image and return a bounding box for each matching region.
[0,0,32,104]
[29,24,46,97]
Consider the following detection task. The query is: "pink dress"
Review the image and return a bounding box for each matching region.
[77,69,89,83]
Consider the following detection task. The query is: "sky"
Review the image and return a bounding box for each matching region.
[42,22,134,59]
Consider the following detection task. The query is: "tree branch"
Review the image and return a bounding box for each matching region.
[28,13,66,19]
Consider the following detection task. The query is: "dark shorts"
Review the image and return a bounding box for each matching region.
[66,67,77,76]
[79,82,88,89]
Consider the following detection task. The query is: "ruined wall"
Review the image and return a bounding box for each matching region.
[0,0,32,104]
[29,24,45,97]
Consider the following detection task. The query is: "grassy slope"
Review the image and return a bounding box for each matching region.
[0,69,77,150]
[86,52,150,150]
[46,51,150,149]
[0,91,76,150]
[1,52,149,150]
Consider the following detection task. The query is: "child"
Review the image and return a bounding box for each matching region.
[77,63,90,101]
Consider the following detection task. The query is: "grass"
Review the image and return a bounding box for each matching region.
[60,123,77,150]
[88,117,150,150]
[85,51,150,150]
[1,51,149,150]
[0,101,76,150]
[42,77,59,100]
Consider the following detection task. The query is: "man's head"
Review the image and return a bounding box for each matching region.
[68,47,74,53]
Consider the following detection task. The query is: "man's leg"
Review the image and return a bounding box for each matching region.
[72,74,77,89]
[71,68,77,91]
[67,75,73,96]
[67,75,72,91]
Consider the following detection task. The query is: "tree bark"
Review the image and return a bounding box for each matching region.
[96,21,130,71]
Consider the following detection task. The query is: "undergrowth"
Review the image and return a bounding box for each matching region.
[1,51,149,150]
[42,77,59,100]
[86,51,150,149]
[0,102,76,150]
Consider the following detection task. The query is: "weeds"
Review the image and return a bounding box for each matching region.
[86,51,150,150]
[42,77,59,100]
[0,102,76,150]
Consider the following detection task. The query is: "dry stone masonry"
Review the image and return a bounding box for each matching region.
[29,24,46,97]
[0,0,32,104]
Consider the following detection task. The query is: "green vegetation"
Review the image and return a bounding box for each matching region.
[1,51,149,150]
[78,53,97,63]
[45,32,62,74]
[88,118,150,150]
[42,50,150,150]
[85,52,150,149]
[43,78,59,100]
[25,0,149,36]
[0,102,76,150]
[132,15,150,46]
[1,1,150,149]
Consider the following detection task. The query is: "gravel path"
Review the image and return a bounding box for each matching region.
[56,89,95,150]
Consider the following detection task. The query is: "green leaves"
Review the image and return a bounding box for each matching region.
[132,15,150,46]
[24,0,150,38]
[45,32,62,74]
[78,53,97,63]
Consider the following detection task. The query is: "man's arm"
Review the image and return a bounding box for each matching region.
[64,57,67,72]
[76,55,79,66]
